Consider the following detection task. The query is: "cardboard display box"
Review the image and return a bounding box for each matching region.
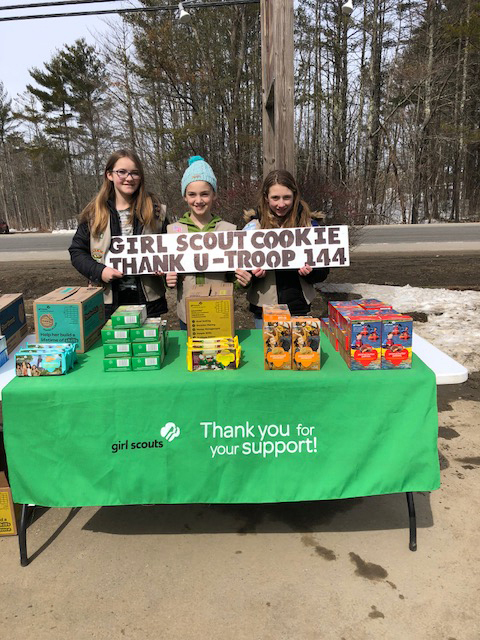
[0,472,17,536]
[0,293,28,354]
[186,282,234,339]
[34,287,105,353]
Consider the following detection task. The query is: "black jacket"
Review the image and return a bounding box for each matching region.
[69,201,169,282]
[69,201,169,315]
[246,209,330,317]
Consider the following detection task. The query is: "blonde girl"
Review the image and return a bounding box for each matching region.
[69,150,169,319]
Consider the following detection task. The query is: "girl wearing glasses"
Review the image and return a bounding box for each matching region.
[69,149,169,319]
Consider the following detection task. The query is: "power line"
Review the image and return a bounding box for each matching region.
[2,0,124,11]
[0,0,259,22]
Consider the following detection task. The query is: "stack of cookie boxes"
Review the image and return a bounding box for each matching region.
[263,305,321,371]
[102,305,167,372]
[15,343,77,376]
[322,299,413,370]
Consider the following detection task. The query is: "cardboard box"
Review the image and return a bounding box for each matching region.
[103,357,132,372]
[101,320,131,344]
[130,317,163,342]
[381,314,413,369]
[0,293,28,353]
[0,334,8,368]
[263,305,291,370]
[132,355,162,371]
[328,300,362,327]
[291,317,321,370]
[0,472,17,536]
[16,350,68,376]
[335,314,382,370]
[103,343,132,357]
[111,305,147,328]
[186,283,234,338]
[34,287,105,353]
[132,340,163,356]
[187,335,241,371]
[357,299,393,311]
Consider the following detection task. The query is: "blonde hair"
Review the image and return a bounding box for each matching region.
[80,149,158,237]
[258,170,312,229]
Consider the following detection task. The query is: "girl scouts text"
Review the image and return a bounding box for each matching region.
[106,226,349,274]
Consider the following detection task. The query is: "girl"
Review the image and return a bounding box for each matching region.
[243,170,329,328]
[166,156,251,329]
[69,150,169,319]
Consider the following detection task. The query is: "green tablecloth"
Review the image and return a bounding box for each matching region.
[3,330,440,507]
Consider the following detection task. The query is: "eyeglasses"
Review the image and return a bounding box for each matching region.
[110,169,141,180]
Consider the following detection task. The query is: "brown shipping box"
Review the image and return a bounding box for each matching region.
[0,472,17,536]
[34,286,105,353]
[0,293,28,353]
[186,282,234,338]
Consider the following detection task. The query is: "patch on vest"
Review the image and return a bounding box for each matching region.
[171,224,183,233]
[92,249,104,261]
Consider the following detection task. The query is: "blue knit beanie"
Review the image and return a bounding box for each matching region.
[181,156,217,195]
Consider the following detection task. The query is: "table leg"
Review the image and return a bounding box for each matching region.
[406,492,417,552]
[19,504,34,567]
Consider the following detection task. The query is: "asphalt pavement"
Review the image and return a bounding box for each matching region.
[0,223,479,261]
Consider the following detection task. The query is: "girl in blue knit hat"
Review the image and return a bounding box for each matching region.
[166,156,251,329]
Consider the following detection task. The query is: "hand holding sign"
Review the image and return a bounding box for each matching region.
[235,269,252,287]
[101,266,123,283]
[166,272,177,288]
[298,264,313,277]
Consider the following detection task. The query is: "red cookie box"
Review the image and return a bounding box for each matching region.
[334,314,382,370]
[321,317,338,351]
[357,299,393,311]
[327,301,363,327]
[336,308,380,332]
[381,314,413,369]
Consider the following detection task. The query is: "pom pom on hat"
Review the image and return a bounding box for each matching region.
[181,156,217,195]
[188,155,204,166]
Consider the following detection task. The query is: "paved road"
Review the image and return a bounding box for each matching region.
[357,223,480,243]
[0,223,479,261]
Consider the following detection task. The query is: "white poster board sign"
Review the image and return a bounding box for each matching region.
[105,225,350,274]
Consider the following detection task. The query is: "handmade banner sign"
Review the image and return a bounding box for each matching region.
[105,226,350,275]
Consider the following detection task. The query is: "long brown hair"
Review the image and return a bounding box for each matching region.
[257,170,312,229]
[80,149,158,237]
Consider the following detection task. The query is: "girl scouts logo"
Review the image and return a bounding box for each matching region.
[92,249,104,261]
[39,313,55,329]
[160,422,180,442]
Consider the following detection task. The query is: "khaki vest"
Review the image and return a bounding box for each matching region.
[90,208,167,305]
[167,220,236,323]
[245,219,316,308]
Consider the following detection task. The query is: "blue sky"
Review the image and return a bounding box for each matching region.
[0,1,122,102]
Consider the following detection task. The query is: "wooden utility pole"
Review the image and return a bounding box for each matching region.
[260,0,295,178]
